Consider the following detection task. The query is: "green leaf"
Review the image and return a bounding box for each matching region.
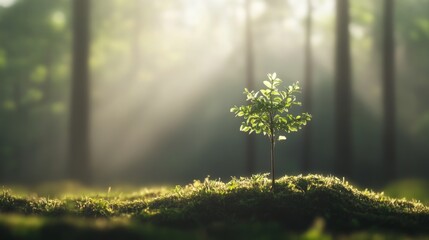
[272,72,277,79]
[260,89,270,98]
[278,135,286,141]
[263,81,272,88]
[289,126,298,132]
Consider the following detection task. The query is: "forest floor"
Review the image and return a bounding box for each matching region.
[1,174,429,240]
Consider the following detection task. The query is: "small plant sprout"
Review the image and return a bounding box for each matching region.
[230,73,312,190]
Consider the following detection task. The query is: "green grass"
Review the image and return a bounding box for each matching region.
[1,174,429,239]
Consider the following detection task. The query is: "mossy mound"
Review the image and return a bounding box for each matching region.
[145,174,429,232]
[1,174,428,233]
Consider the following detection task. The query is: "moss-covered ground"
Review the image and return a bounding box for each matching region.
[1,174,428,239]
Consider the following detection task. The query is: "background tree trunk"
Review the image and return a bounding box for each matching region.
[382,0,396,182]
[302,0,313,174]
[13,78,24,182]
[130,0,141,79]
[245,0,255,175]
[69,0,91,183]
[335,0,352,178]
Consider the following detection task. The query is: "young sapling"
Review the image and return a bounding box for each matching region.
[231,73,312,189]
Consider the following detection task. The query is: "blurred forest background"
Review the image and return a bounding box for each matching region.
[0,0,428,187]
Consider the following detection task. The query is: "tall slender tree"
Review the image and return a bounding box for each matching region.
[382,0,395,181]
[69,0,91,183]
[335,0,352,178]
[244,0,255,175]
[302,0,313,173]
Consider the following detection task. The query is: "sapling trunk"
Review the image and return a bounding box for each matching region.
[270,135,275,190]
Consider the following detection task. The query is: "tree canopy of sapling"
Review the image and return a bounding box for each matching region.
[231,73,312,189]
